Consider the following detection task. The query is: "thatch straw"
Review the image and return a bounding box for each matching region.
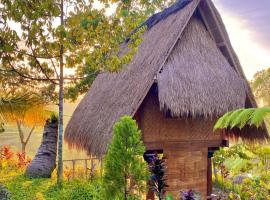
[65,0,268,156]
[65,0,200,156]
[158,17,246,118]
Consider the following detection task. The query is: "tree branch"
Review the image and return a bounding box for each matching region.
[25,124,36,145]
[6,59,59,83]
[14,49,60,59]
[16,120,25,144]
[1,67,88,81]
[30,45,58,84]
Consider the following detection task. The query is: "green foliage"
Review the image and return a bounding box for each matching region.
[165,193,174,200]
[214,107,270,130]
[251,67,270,106]
[49,112,58,123]
[103,115,149,200]
[65,179,103,200]
[1,175,103,200]
[213,144,270,199]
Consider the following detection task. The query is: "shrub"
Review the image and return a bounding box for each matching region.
[69,180,102,200]
[146,152,168,200]
[103,116,149,200]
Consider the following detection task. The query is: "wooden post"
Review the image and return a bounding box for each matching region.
[90,157,94,177]
[72,160,75,178]
[85,159,88,177]
[207,157,212,196]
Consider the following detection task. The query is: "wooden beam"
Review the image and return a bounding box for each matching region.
[145,140,223,151]
[198,6,215,40]
[216,42,226,47]
[207,157,212,196]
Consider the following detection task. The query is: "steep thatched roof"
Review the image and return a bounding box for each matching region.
[158,17,246,118]
[65,0,269,156]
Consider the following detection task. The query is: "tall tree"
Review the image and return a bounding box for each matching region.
[103,116,149,200]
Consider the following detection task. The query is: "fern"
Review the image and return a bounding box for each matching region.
[214,107,270,130]
[236,108,255,129]
[249,107,270,127]
[214,111,234,130]
[226,109,245,128]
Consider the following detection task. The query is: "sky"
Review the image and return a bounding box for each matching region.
[5,0,269,80]
[95,0,270,80]
[212,0,270,80]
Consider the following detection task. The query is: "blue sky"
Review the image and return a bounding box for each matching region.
[213,0,270,79]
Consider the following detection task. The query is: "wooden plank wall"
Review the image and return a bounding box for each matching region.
[140,89,222,144]
[164,146,208,199]
[137,88,222,199]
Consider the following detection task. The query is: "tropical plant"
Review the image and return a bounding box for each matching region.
[0,91,49,154]
[148,152,168,200]
[214,107,270,130]
[179,190,201,200]
[25,114,58,178]
[103,116,149,200]
[245,145,270,173]
[213,143,270,199]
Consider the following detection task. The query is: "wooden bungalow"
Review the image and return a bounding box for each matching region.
[65,0,269,199]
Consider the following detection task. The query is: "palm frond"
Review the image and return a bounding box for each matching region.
[214,110,235,130]
[234,108,255,129]
[0,92,47,124]
[214,107,270,131]
[249,108,270,128]
[226,109,245,128]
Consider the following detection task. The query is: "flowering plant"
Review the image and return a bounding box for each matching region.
[180,189,201,200]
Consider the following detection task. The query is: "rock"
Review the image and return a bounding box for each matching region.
[0,185,11,200]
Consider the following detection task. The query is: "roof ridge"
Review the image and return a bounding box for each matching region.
[126,0,193,42]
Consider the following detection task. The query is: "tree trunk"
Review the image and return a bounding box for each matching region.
[25,119,58,178]
[19,125,35,155]
[16,120,25,154]
[57,0,64,185]
[21,142,26,154]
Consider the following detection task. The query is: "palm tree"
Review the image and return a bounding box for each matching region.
[0,92,49,154]
[25,114,58,178]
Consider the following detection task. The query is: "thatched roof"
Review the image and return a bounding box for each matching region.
[65,0,269,156]
[158,17,246,118]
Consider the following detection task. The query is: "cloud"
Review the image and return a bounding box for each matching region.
[213,0,270,52]
[212,0,270,80]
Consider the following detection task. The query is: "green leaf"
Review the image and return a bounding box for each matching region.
[215,107,270,131]
[235,108,255,129]
[249,107,270,127]
[226,108,245,128]
[214,111,234,130]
